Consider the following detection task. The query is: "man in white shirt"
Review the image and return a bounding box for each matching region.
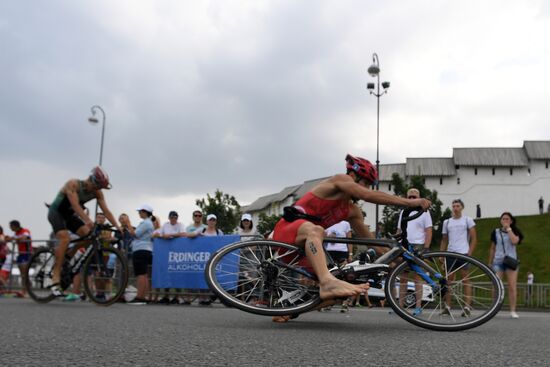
[157,211,187,304]
[397,188,433,316]
[324,220,361,311]
[324,221,353,265]
[440,198,477,316]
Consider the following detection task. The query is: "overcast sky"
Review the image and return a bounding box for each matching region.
[2,0,550,239]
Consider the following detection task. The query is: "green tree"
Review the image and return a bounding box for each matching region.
[381,174,446,248]
[195,189,241,234]
[256,213,282,237]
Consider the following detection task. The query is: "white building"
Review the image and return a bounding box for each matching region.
[243,141,550,228]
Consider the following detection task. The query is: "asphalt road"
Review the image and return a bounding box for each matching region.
[1,298,548,366]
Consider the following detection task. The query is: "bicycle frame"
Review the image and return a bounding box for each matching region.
[320,237,445,289]
[64,227,117,282]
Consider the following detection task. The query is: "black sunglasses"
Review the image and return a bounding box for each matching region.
[407,196,418,199]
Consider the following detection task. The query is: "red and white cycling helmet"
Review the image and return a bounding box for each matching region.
[90,166,111,189]
[345,154,378,184]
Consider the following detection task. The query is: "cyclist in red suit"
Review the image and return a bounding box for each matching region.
[272,154,431,303]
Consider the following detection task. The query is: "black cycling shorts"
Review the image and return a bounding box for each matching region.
[133,250,152,276]
[48,209,85,234]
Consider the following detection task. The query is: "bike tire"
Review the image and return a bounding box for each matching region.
[25,247,56,303]
[82,246,128,306]
[206,240,322,316]
[385,251,504,331]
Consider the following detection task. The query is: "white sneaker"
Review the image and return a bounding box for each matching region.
[50,285,65,297]
[510,311,519,319]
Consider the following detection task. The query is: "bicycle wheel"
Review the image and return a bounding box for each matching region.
[206,240,322,316]
[25,247,56,303]
[82,246,128,306]
[386,251,504,331]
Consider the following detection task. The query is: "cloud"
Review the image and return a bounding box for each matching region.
[1,0,550,238]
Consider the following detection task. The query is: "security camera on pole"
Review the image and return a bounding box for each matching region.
[366,53,390,238]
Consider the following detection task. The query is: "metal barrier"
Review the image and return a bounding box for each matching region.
[0,239,54,296]
[6,238,550,308]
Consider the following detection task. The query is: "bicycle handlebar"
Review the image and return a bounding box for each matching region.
[399,206,425,227]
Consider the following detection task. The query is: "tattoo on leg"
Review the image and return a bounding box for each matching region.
[308,242,318,255]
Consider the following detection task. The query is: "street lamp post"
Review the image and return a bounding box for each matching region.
[88,105,106,216]
[88,105,106,166]
[367,53,390,238]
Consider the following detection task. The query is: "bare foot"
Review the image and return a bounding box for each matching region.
[272,314,300,323]
[319,277,369,301]
[272,315,291,323]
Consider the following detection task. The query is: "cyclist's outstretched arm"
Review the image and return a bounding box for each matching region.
[333,175,431,210]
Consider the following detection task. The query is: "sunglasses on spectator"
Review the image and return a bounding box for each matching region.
[194,214,203,217]
[407,196,418,199]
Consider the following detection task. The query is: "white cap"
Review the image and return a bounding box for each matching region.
[241,213,252,221]
[136,204,154,213]
[206,214,217,221]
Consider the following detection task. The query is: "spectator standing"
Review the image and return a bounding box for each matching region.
[96,212,114,244]
[476,204,481,219]
[6,220,32,297]
[0,226,9,291]
[237,213,258,238]
[488,212,523,319]
[440,199,477,316]
[325,221,353,266]
[539,196,544,215]
[375,222,384,239]
[324,220,360,311]
[150,215,163,304]
[116,213,135,256]
[236,213,260,304]
[179,210,206,304]
[0,253,15,291]
[0,226,7,267]
[197,214,223,305]
[157,211,187,305]
[526,271,534,306]
[125,204,155,305]
[397,188,433,316]
[201,214,224,236]
[186,210,206,234]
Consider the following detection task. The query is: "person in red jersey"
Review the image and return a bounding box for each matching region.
[6,220,32,296]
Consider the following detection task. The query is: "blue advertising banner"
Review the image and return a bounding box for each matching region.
[152,235,240,289]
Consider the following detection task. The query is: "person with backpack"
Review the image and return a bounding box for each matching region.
[200,214,224,236]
